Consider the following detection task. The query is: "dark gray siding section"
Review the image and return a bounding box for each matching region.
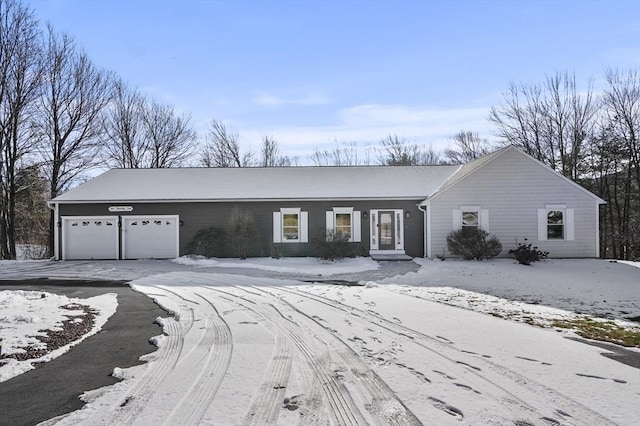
[58,199,425,258]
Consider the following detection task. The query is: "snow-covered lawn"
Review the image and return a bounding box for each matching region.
[0,290,117,382]
[1,257,639,425]
[173,255,380,276]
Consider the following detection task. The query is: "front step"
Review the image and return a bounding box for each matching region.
[369,253,413,261]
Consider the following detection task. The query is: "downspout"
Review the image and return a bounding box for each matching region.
[417,204,427,258]
[46,201,59,260]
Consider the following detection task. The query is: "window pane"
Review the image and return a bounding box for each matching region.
[547,211,563,225]
[335,213,351,238]
[462,211,479,227]
[283,213,299,240]
[380,213,392,245]
[548,225,564,239]
[547,210,564,239]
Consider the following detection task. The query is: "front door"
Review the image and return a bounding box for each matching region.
[378,211,395,250]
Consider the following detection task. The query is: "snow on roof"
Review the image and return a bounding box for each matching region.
[51,164,462,203]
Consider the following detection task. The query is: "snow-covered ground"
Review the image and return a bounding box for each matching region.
[1,257,639,425]
[0,290,117,382]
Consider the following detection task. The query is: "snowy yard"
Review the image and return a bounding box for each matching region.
[1,257,639,425]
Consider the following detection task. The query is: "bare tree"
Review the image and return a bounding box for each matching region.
[101,79,147,168]
[139,99,196,168]
[591,69,640,259]
[444,130,493,164]
[377,134,440,165]
[0,0,42,259]
[602,68,639,195]
[35,25,115,253]
[200,119,253,167]
[490,71,597,180]
[260,135,294,167]
[310,140,370,166]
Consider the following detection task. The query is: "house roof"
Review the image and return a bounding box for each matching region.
[51,164,462,203]
[422,145,606,204]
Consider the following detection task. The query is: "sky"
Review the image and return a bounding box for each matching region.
[23,0,640,163]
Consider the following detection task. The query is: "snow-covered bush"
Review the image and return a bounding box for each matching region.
[446,227,502,260]
[186,227,228,258]
[227,206,258,259]
[312,230,355,260]
[509,239,549,265]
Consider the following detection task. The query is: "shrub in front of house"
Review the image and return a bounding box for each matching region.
[446,227,502,260]
[312,229,355,260]
[227,206,258,259]
[186,227,228,258]
[509,239,549,265]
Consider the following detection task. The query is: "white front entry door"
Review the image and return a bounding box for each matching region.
[370,209,405,253]
[62,216,119,260]
[122,215,179,259]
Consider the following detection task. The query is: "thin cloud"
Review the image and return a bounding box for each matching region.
[252,91,331,107]
[239,103,494,163]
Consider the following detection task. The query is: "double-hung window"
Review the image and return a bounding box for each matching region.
[282,212,300,240]
[546,210,564,239]
[335,213,352,238]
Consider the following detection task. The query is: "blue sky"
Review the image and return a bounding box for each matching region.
[25,0,640,162]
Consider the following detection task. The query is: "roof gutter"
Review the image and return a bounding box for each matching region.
[417,203,428,258]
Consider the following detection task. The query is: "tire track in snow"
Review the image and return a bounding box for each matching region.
[244,285,421,425]
[201,282,368,425]
[191,283,294,426]
[159,288,233,426]
[276,285,616,425]
[202,284,361,425]
[72,282,186,425]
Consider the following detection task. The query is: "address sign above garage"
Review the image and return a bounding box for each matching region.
[108,206,133,212]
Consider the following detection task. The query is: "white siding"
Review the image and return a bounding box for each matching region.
[428,148,600,258]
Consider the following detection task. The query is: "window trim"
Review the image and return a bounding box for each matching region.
[326,207,361,243]
[453,206,488,231]
[273,208,308,243]
[538,205,574,242]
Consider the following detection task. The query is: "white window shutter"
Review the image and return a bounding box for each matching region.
[537,209,547,241]
[566,208,575,241]
[352,211,361,243]
[480,209,489,231]
[452,210,462,230]
[325,211,334,240]
[273,212,282,243]
[300,211,309,243]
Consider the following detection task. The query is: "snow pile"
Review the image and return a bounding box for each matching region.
[173,255,380,276]
[0,290,117,382]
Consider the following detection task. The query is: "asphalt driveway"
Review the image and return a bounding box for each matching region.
[0,279,167,426]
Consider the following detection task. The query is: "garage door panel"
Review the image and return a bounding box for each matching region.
[62,216,119,260]
[123,216,178,259]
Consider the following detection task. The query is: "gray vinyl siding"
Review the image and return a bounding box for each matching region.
[428,148,600,258]
[58,199,424,258]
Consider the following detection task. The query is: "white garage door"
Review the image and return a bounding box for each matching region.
[62,216,119,260]
[122,215,179,259]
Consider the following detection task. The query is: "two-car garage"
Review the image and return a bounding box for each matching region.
[61,215,179,260]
